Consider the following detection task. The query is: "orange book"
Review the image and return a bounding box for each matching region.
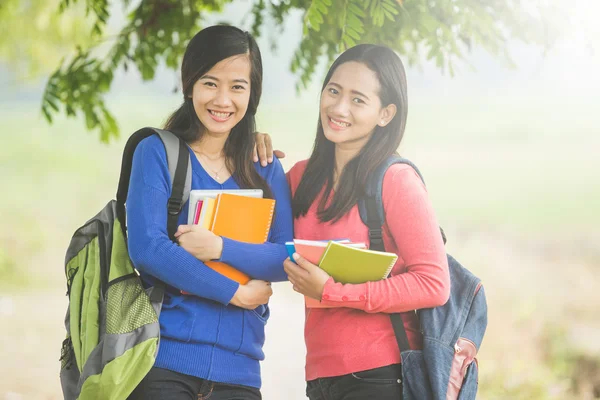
[205,193,276,284]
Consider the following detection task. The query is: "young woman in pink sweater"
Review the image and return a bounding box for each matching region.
[273,44,451,400]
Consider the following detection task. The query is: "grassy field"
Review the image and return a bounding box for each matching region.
[1,94,599,399]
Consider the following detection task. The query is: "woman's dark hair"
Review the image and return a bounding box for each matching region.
[292,44,408,221]
[164,25,272,198]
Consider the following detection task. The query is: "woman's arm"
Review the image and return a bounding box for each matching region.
[126,136,241,304]
[292,165,450,313]
[216,158,294,282]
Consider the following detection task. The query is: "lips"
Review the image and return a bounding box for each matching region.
[208,109,233,122]
[327,116,351,131]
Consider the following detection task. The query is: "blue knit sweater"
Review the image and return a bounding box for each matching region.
[126,134,293,388]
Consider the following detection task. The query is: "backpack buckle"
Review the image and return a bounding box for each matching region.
[167,198,182,215]
[368,228,383,241]
[368,228,384,250]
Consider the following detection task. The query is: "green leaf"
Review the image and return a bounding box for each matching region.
[65,104,76,117]
[383,9,395,22]
[44,97,60,112]
[308,11,324,30]
[347,11,362,27]
[84,112,95,130]
[435,52,444,69]
[316,1,328,14]
[381,1,398,14]
[348,3,365,17]
[342,34,356,49]
[41,107,53,123]
[345,27,361,40]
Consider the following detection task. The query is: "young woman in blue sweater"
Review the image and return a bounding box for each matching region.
[126,25,293,400]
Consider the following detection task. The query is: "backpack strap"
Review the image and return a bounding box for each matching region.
[357,155,445,353]
[154,129,192,240]
[116,127,191,241]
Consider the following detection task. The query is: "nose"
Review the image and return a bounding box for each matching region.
[329,95,351,118]
[213,88,233,108]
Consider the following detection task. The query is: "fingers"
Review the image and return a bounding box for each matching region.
[292,253,316,272]
[273,150,286,159]
[253,143,259,163]
[285,259,311,296]
[265,134,273,163]
[174,224,193,238]
[256,134,268,167]
[249,279,271,286]
[284,258,307,281]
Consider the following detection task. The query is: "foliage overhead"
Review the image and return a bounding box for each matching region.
[37,0,553,142]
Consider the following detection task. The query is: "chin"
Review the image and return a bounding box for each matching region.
[323,129,349,144]
[199,118,239,136]
[208,124,235,135]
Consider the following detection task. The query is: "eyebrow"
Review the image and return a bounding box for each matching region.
[200,74,249,85]
[328,82,370,101]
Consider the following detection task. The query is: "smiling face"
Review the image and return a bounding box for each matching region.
[190,54,252,138]
[320,61,396,149]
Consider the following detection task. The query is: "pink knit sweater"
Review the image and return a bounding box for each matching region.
[287,159,450,381]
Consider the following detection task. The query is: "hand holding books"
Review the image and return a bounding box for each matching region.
[283,253,331,301]
[230,280,273,310]
[185,191,276,284]
[175,224,224,262]
[284,239,398,308]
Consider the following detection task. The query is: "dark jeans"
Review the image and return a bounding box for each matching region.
[306,364,403,400]
[129,367,262,400]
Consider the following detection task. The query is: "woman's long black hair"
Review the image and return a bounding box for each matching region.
[292,44,408,221]
[164,25,272,198]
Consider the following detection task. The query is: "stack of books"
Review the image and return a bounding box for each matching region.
[285,239,398,308]
[186,189,276,285]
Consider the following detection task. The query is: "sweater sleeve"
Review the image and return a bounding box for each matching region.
[217,157,293,282]
[319,165,450,313]
[126,136,239,304]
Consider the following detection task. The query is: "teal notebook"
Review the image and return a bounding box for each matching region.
[318,241,398,284]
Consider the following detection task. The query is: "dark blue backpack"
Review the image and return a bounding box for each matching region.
[358,156,488,400]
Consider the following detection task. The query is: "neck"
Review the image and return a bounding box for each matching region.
[190,130,229,158]
[334,139,366,175]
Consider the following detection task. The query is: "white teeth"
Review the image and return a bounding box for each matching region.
[210,110,232,118]
[330,118,350,128]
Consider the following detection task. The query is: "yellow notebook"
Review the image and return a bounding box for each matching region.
[305,241,398,308]
[205,193,276,284]
[318,241,397,284]
[198,197,216,229]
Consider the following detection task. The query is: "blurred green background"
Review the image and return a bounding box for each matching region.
[1,1,599,399]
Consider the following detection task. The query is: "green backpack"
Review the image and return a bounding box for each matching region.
[59,127,192,399]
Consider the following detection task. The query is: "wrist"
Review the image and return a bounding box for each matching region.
[320,277,334,300]
[233,284,247,305]
[213,236,224,260]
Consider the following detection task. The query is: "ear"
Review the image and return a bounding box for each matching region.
[377,104,397,127]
